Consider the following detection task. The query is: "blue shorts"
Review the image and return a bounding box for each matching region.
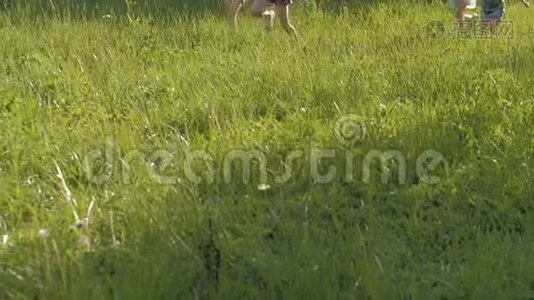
[482,7,504,20]
[270,0,292,5]
[482,1,504,21]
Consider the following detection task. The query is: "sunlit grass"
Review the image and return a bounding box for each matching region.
[0,2,533,299]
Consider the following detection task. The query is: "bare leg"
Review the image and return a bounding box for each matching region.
[482,19,497,36]
[455,0,467,21]
[262,8,275,32]
[275,4,298,38]
[249,0,275,31]
[522,0,530,7]
[228,0,244,29]
[489,20,500,36]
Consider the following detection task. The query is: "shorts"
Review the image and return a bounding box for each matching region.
[482,0,505,20]
[270,0,293,5]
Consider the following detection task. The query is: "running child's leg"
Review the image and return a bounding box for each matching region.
[262,8,276,32]
[275,2,298,38]
[481,0,504,36]
[455,0,468,21]
[248,0,275,31]
[228,0,244,29]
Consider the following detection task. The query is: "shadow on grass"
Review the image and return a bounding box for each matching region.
[0,0,407,21]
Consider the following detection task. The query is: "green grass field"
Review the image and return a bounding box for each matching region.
[1,0,534,299]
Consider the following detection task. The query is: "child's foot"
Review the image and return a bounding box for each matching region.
[522,0,530,8]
